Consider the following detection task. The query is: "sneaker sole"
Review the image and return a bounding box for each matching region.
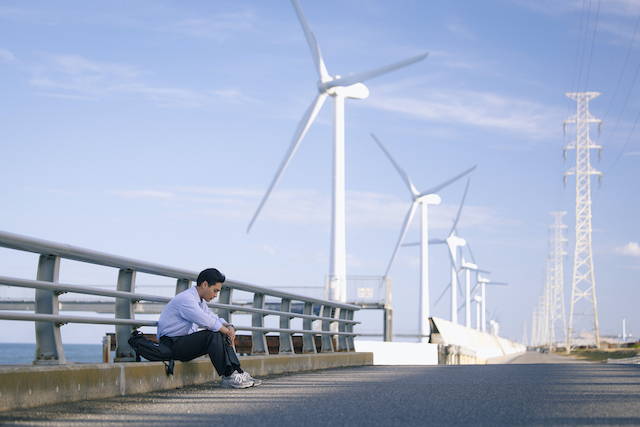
[220,380,253,389]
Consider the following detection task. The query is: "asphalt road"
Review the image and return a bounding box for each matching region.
[1,352,639,426]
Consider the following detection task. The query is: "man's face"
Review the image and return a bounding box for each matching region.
[202,281,222,302]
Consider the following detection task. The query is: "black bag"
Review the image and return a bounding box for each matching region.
[128,330,175,375]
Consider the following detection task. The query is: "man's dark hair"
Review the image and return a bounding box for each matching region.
[197,268,226,287]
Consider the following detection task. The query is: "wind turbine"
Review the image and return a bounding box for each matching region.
[475,273,508,332]
[372,134,475,342]
[459,243,490,328]
[431,178,471,325]
[246,0,428,303]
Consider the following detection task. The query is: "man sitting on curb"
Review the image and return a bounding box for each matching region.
[157,268,262,388]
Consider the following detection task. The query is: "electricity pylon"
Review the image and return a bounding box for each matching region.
[531,308,538,346]
[549,212,568,351]
[563,92,602,352]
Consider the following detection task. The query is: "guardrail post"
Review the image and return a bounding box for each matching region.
[251,293,268,354]
[175,278,190,294]
[337,308,351,352]
[321,305,335,352]
[34,255,66,365]
[383,306,393,342]
[302,302,317,353]
[217,285,233,324]
[279,298,294,354]
[384,277,393,342]
[114,269,136,362]
[346,309,356,351]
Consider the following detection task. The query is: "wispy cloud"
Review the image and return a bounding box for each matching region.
[367,88,562,141]
[615,241,640,257]
[446,17,477,41]
[8,51,256,107]
[106,186,515,233]
[0,47,17,63]
[162,10,259,41]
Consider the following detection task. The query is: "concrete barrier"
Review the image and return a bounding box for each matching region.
[354,341,439,365]
[0,352,373,412]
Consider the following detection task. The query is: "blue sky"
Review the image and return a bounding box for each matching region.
[0,0,638,345]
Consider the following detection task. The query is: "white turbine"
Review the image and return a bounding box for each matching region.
[459,243,490,328]
[431,178,471,325]
[473,294,482,331]
[247,0,428,303]
[476,273,508,332]
[372,134,475,342]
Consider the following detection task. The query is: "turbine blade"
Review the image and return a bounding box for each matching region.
[466,241,476,264]
[291,0,330,82]
[247,93,328,232]
[449,177,471,236]
[401,242,419,247]
[326,52,428,89]
[428,238,445,245]
[488,282,509,286]
[434,282,451,307]
[384,201,419,276]
[371,134,419,196]
[418,165,476,198]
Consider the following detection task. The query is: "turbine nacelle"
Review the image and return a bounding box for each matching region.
[461,261,478,270]
[446,235,466,247]
[323,81,370,99]
[416,193,441,205]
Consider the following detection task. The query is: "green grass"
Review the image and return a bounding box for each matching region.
[554,348,640,363]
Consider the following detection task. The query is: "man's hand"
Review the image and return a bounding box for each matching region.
[224,324,235,346]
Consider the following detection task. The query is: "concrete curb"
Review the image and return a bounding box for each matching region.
[0,352,373,412]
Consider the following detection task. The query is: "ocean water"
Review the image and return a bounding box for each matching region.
[0,343,110,365]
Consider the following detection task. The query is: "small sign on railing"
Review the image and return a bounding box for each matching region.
[357,287,373,299]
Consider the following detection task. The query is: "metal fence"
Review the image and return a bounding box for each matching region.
[0,230,360,365]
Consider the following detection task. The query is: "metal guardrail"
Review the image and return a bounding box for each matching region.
[0,230,360,365]
[607,355,640,364]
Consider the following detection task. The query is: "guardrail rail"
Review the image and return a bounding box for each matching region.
[0,230,360,365]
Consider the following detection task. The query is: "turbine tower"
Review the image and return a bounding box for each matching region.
[549,212,568,350]
[371,134,475,341]
[563,92,602,351]
[431,179,471,325]
[476,274,508,333]
[460,243,489,329]
[247,0,428,303]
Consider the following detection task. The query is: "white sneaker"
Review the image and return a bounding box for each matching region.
[240,371,262,386]
[220,370,253,389]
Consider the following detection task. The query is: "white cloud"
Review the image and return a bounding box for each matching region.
[446,17,477,41]
[616,242,640,257]
[163,10,259,41]
[105,186,516,234]
[624,151,640,156]
[10,52,256,107]
[106,190,174,200]
[366,89,562,141]
[0,47,16,63]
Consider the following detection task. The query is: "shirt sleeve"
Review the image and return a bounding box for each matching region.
[177,294,224,332]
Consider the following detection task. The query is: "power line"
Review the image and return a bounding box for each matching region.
[584,0,601,91]
[601,11,640,139]
[576,0,593,92]
[600,0,632,120]
[604,104,640,175]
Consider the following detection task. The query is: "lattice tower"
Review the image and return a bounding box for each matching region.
[549,212,568,350]
[531,308,538,346]
[563,92,602,352]
[543,259,552,347]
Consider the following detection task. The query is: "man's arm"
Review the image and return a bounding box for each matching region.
[219,323,235,345]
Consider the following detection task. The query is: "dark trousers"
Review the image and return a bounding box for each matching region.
[160,330,241,376]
